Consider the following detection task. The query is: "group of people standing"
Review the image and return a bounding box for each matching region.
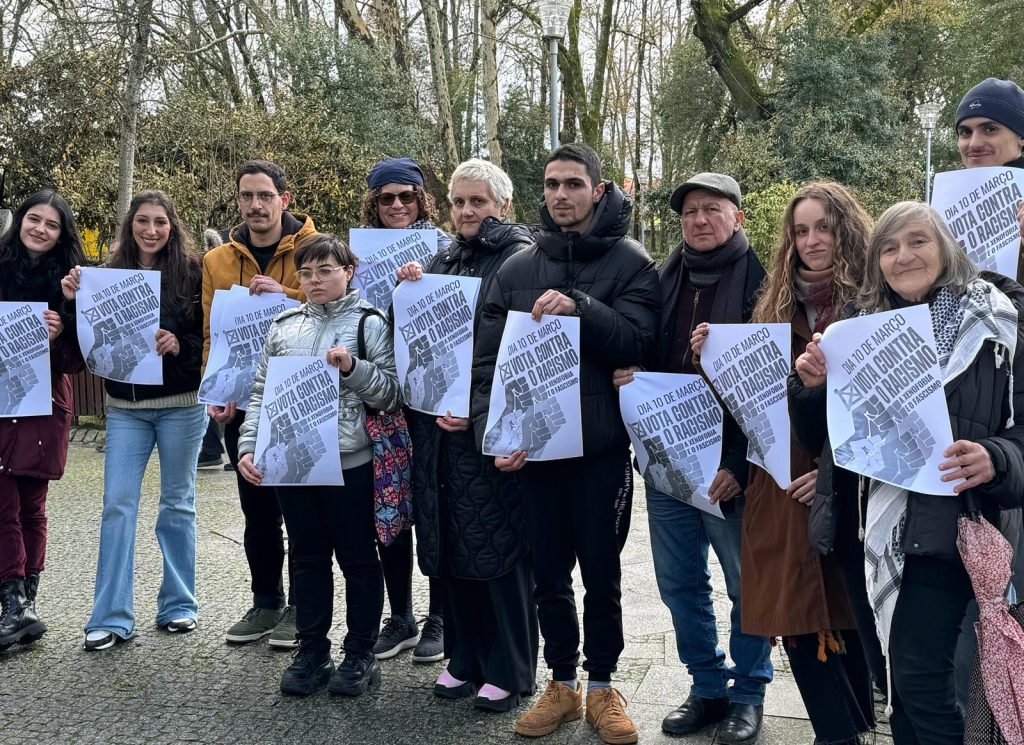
[1,76,1023,745]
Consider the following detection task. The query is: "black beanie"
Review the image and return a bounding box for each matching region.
[955,78,1024,137]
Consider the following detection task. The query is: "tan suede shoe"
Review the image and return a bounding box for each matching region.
[585,687,639,745]
[514,680,584,737]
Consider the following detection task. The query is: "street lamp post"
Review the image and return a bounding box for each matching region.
[916,101,942,203]
[539,1,571,150]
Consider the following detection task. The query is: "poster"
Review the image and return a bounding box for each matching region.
[700,323,792,489]
[252,356,343,486]
[932,166,1024,278]
[76,267,162,384]
[482,311,582,461]
[349,228,439,310]
[619,372,724,518]
[819,305,955,495]
[392,274,482,417]
[0,302,51,418]
[199,287,300,409]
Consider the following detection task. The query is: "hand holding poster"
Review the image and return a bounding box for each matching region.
[199,287,300,409]
[619,372,724,518]
[932,166,1024,278]
[349,229,439,311]
[819,305,955,495]
[253,356,342,486]
[76,267,162,384]
[700,323,791,489]
[482,311,582,461]
[0,302,51,418]
[392,274,482,417]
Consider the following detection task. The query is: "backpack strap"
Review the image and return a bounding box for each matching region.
[355,306,391,416]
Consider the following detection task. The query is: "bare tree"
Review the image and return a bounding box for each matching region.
[116,0,153,220]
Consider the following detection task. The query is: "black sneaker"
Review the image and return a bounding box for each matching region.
[413,614,444,663]
[372,617,420,659]
[197,455,222,469]
[280,638,334,696]
[328,651,381,696]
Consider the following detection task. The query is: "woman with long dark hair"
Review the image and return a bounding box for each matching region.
[63,190,207,651]
[0,190,86,651]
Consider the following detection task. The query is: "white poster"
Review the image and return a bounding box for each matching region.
[253,356,343,486]
[619,372,724,518]
[932,166,1024,278]
[392,274,482,417]
[199,287,300,409]
[482,311,582,461]
[0,302,51,418]
[349,228,440,311]
[819,305,955,496]
[76,267,162,384]
[700,323,792,489]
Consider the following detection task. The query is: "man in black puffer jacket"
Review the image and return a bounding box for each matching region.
[471,143,660,745]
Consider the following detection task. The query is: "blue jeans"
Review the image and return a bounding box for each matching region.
[646,485,773,705]
[85,404,207,638]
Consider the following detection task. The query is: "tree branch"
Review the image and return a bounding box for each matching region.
[182,28,266,56]
[726,0,768,23]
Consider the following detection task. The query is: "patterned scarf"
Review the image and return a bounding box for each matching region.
[793,266,836,334]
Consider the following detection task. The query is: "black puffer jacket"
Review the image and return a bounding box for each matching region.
[412,219,534,579]
[471,182,661,457]
[791,273,1024,561]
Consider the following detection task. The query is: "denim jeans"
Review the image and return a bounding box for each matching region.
[85,404,207,638]
[646,485,773,705]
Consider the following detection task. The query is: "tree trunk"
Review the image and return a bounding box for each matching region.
[581,0,615,147]
[116,0,153,221]
[479,0,503,167]
[371,0,409,71]
[421,0,460,172]
[337,0,374,44]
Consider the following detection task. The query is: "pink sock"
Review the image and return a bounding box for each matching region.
[436,669,467,688]
[478,683,511,701]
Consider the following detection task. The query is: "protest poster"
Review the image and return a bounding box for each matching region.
[76,267,162,384]
[700,323,792,489]
[819,305,955,495]
[482,311,582,461]
[392,274,482,417]
[253,356,343,486]
[349,228,439,311]
[199,288,300,409]
[932,166,1024,278]
[0,302,51,418]
[619,372,724,518]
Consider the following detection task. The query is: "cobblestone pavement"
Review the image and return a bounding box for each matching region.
[0,434,893,744]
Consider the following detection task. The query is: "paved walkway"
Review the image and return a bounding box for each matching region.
[0,435,892,744]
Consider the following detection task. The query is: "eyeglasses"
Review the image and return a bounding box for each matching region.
[295,266,349,283]
[376,190,417,207]
[237,191,281,205]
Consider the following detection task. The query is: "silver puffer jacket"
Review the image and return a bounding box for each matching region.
[238,289,401,468]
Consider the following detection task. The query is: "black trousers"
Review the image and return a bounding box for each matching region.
[888,554,973,745]
[377,528,443,620]
[517,449,632,682]
[225,413,294,609]
[199,418,224,459]
[444,559,539,695]
[785,631,875,744]
[276,463,383,654]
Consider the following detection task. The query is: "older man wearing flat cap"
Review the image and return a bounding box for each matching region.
[614,173,772,744]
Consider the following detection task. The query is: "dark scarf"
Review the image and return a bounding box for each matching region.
[793,266,836,334]
[678,229,751,323]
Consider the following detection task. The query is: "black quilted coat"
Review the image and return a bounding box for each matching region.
[412,218,534,580]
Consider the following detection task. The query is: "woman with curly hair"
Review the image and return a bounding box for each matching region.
[693,182,879,745]
[0,190,86,651]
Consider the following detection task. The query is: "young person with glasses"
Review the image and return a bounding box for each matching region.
[202,160,318,649]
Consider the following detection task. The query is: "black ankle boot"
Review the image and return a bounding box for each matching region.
[0,579,47,651]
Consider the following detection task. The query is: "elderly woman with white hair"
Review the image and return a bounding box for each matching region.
[396,158,538,712]
[791,201,1024,745]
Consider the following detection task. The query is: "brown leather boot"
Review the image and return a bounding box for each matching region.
[586,687,639,745]
[514,680,584,737]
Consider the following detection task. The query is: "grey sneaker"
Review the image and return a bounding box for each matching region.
[268,606,299,649]
[225,606,283,643]
[373,617,420,659]
[413,614,444,663]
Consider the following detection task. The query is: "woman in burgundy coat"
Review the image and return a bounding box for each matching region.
[0,190,86,650]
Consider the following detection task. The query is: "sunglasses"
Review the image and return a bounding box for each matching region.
[376,190,417,207]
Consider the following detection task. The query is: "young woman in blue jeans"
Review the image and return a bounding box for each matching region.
[63,190,207,651]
